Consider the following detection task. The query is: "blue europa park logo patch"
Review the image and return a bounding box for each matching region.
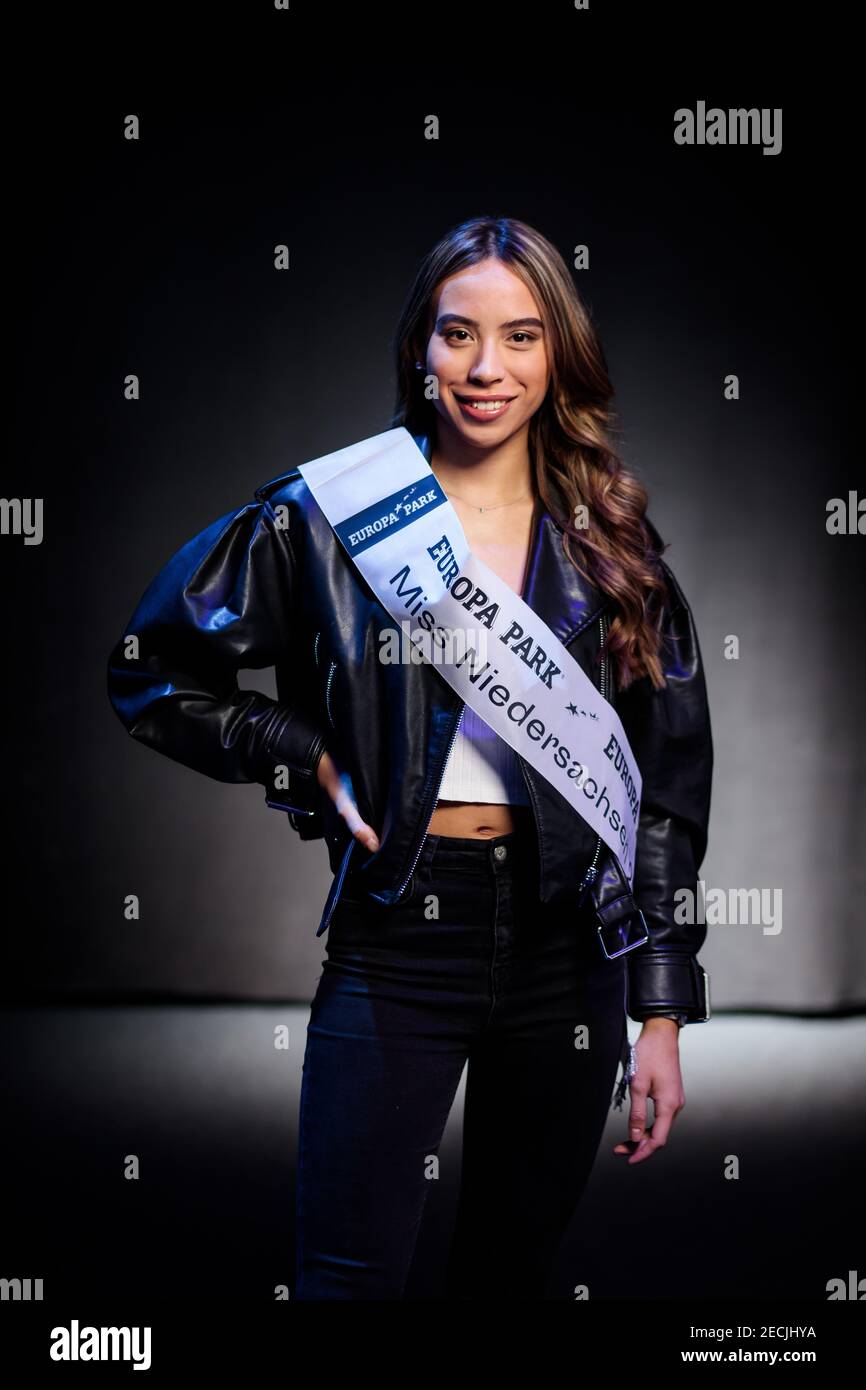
[336,480,448,556]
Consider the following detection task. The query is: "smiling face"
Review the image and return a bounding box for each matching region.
[422,257,551,449]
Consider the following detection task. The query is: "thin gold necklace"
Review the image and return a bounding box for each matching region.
[442,488,533,514]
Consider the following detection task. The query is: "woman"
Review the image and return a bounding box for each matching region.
[107,215,713,1300]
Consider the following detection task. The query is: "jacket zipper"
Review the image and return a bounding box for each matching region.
[325,660,337,728]
[315,631,338,730]
[393,696,465,901]
[578,610,609,897]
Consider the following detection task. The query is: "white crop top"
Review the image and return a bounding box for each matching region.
[437,705,530,806]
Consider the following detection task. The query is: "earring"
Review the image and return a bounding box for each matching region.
[415,361,424,370]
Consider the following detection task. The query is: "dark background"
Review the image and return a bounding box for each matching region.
[5,95,862,1009]
[1,13,862,1308]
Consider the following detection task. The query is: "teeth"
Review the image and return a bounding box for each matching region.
[463,399,507,411]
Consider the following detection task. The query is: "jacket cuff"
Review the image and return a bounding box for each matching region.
[262,714,327,814]
[626,950,711,1024]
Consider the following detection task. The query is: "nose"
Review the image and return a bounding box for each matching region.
[467,338,506,384]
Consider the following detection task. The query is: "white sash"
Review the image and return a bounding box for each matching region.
[297,427,642,885]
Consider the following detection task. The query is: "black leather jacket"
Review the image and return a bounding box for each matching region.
[106,431,713,1023]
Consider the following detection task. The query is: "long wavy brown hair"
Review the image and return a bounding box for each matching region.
[389,214,672,692]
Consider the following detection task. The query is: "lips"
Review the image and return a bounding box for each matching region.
[453,393,516,416]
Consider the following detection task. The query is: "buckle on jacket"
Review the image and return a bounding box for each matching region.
[691,966,712,1022]
[597,909,650,960]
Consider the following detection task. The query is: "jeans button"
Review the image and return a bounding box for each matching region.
[494,844,507,861]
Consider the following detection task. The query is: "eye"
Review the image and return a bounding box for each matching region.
[442,327,539,345]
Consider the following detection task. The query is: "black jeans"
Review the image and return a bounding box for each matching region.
[295,817,629,1300]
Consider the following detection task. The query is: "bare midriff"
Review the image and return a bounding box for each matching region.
[428,800,521,839]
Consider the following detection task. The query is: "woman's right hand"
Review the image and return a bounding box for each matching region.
[316,748,380,853]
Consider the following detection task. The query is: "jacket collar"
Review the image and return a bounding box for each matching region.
[411,431,607,645]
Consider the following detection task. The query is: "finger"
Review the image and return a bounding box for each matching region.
[626,1135,654,1164]
[612,1089,648,1155]
[645,1100,677,1150]
[627,1090,648,1146]
[613,1135,652,1160]
[622,1100,681,1164]
[332,777,364,829]
[354,823,380,852]
[338,799,379,851]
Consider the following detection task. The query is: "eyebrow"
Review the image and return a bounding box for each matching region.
[434,314,545,332]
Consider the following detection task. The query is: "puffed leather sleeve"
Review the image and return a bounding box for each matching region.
[615,557,714,1023]
[106,495,328,798]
